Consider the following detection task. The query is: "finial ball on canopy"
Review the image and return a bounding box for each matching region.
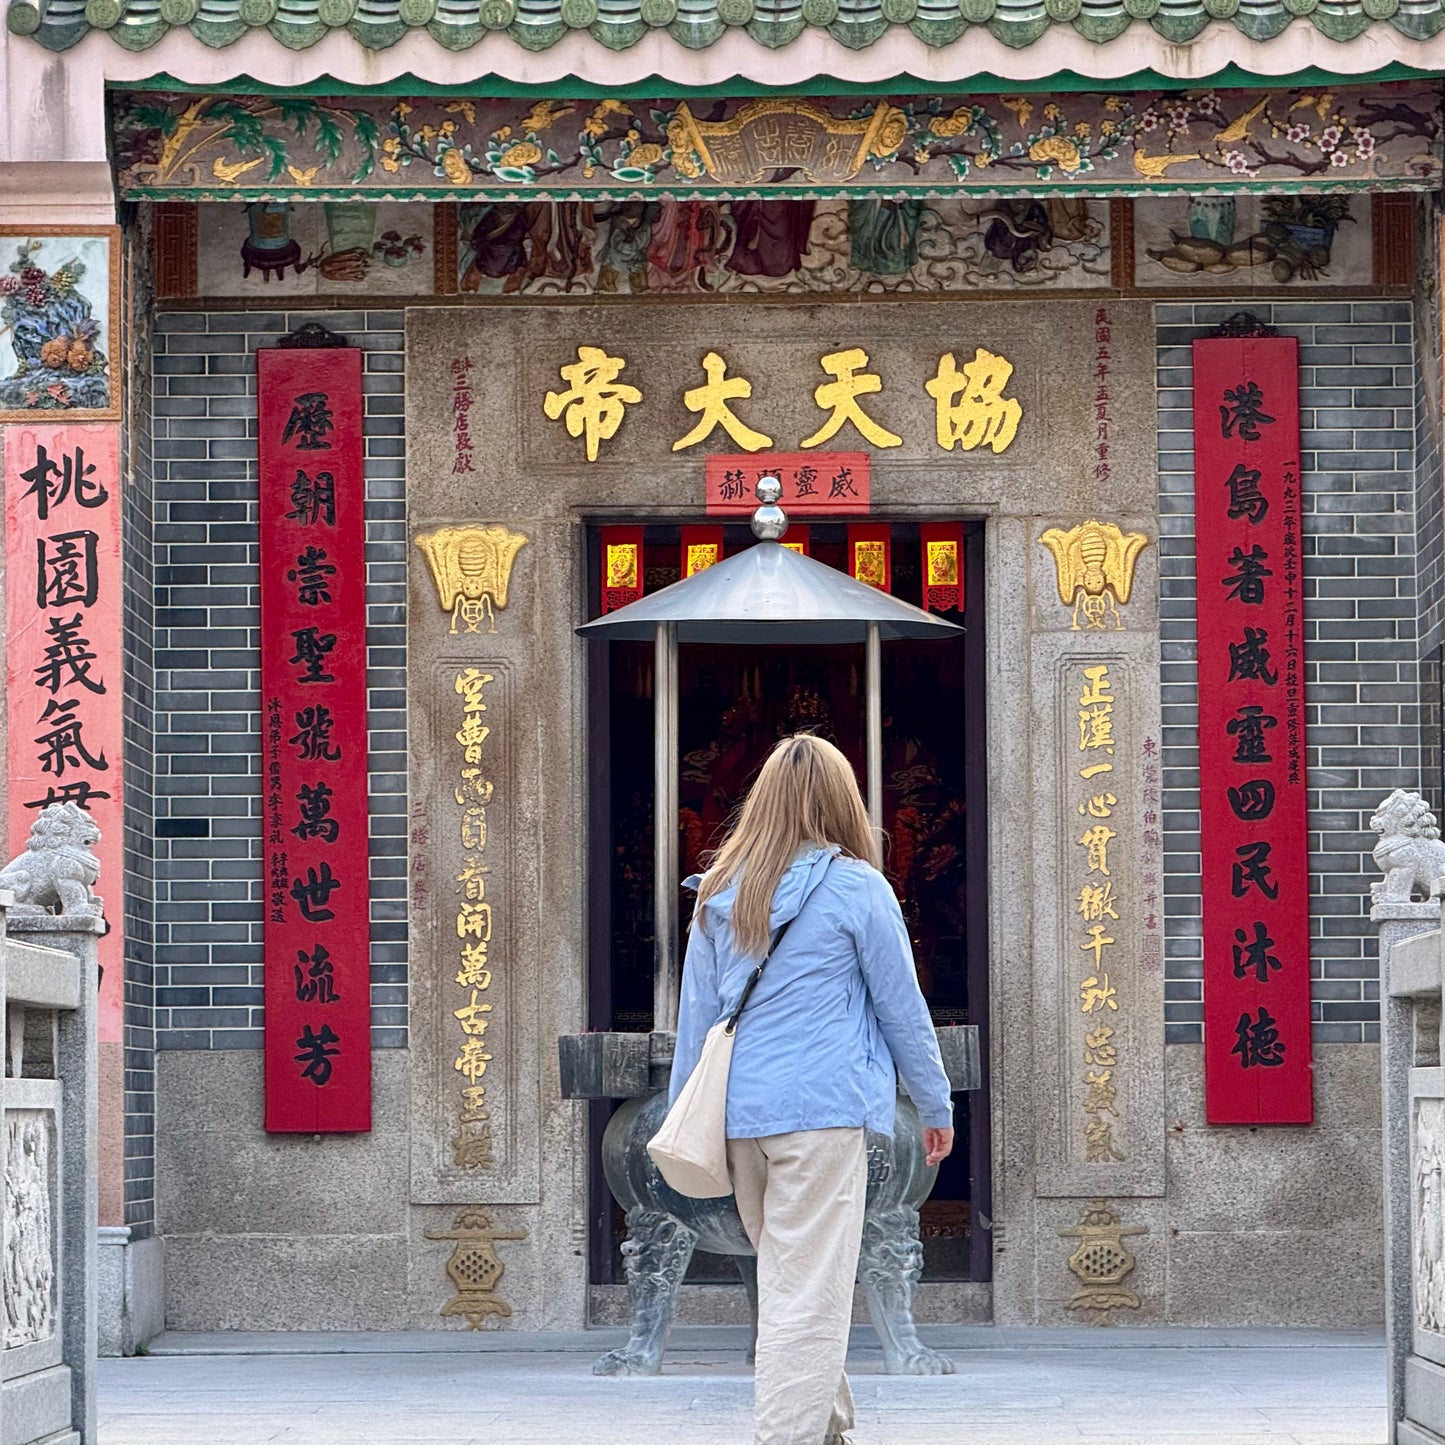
[751,475,788,541]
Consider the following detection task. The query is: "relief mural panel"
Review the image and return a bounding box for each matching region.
[1135,194,1371,289]
[194,201,433,297]
[174,194,1409,301]
[457,197,1110,297]
[0,228,119,422]
[3,1111,56,1351]
[1416,1095,1445,1336]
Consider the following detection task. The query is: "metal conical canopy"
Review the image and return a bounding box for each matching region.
[580,481,963,1037]
[575,539,964,644]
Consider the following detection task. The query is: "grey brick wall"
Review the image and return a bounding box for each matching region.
[1157,300,1424,1046]
[121,216,157,1231]
[150,310,408,1051]
[1413,203,1444,799]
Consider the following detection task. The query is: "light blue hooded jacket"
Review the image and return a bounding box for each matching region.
[669,844,954,1139]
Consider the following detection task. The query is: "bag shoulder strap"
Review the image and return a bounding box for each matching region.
[724,855,833,1035]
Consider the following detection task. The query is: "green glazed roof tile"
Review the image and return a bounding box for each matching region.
[1394,0,1445,33]
[747,11,806,45]
[1075,0,1132,42]
[12,0,1445,50]
[349,8,407,45]
[829,0,889,47]
[1234,0,1293,38]
[667,3,725,41]
[1151,1,1209,37]
[908,0,967,40]
[908,14,967,39]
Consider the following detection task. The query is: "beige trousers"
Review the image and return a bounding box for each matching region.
[726,1127,868,1445]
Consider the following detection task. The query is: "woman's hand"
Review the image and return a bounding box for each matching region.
[923,1126,954,1167]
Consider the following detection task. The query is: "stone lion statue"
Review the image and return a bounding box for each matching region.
[1370,788,1445,904]
[0,802,103,918]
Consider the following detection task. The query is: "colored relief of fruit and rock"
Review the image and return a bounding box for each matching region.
[0,236,112,414]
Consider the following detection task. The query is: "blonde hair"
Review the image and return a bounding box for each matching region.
[696,733,881,958]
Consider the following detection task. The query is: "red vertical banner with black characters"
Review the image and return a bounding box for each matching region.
[5,422,124,1043]
[1193,332,1313,1125]
[257,346,372,1133]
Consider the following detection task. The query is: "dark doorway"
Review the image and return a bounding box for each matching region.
[585,520,991,1285]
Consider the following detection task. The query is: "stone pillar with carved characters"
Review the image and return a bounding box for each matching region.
[1028,515,1166,1322]
[407,507,553,1327]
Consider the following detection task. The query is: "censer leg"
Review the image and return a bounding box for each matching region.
[593,1207,697,1377]
[858,1205,955,1377]
[734,1252,760,1363]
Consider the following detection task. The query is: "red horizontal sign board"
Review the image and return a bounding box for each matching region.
[1193,333,1313,1127]
[706,452,870,515]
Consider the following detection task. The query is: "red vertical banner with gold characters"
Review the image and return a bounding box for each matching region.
[920,522,964,613]
[5,422,124,1043]
[258,346,372,1133]
[847,523,891,592]
[1193,331,1312,1125]
[601,525,644,612]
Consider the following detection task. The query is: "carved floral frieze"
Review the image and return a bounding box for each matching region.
[113,88,1442,202]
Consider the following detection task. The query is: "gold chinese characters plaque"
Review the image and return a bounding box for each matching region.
[540,343,1023,462]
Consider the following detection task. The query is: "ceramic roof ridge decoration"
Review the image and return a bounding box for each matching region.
[109,87,1444,201]
[11,0,1445,51]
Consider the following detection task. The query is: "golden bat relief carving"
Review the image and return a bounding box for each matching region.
[1039,519,1149,631]
[416,525,529,635]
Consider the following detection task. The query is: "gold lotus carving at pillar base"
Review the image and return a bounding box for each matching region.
[425,1207,527,1329]
[416,525,529,635]
[1058,1200,1147,1320]
[1039,520,1149,631]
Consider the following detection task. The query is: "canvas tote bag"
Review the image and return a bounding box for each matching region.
[647,865,827,1198]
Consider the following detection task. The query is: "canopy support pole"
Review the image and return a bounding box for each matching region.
[866,619,882,836]
[653,621,680,1033]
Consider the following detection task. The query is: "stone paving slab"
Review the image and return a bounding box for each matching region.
[99,1328,1388,1445]
[140,1324,1385,1354]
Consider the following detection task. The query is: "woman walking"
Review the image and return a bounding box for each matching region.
[669,733,955,1445]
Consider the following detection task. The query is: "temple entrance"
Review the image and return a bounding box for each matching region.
[586,520,990,1285]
